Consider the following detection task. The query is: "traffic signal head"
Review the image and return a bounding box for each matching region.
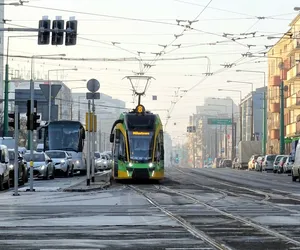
[51,19,65,45]
[65,20,78,46]
[8,113,20,129]
[38,19,51,45]
[33,113,41,130]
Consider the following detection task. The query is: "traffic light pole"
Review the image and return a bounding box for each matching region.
[86,100,91,186]
[13,105,19,196]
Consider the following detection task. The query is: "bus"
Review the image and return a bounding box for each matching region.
[38,120,87,174]
[109,104,164,181]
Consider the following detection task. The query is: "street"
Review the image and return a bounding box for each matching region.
[0,167,300,249]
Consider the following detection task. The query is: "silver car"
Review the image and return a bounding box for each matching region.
[262,154,277,171]
[45,150,73,177]
[23,152,55,180]
[283,156,294,173]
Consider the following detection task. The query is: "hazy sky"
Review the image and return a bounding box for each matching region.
[2,0,300,142]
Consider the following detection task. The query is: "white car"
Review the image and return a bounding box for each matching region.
[45,150,74,177]
[23,152,55,180]
[94,152,109,171]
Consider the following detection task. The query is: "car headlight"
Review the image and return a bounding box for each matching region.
[104,161,107,165]
[40,165,45,170]
[9,164,14,170]
[60,160,65,164]
[75,160,80,164]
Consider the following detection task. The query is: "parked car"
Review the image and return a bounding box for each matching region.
[213,157,222,168]
[262,154,277,171]
[273,155,286,173]
[23,152,55,180]
[218,159,224,168]
[255,156,264,171]
[248,155,260,170]
[0,145,10,190]
[232,158,239,169]
[102,152,112,169]
[8,149,28,185]
[222,159,232,168]
[277,155,288,174]
[95,153,110,171]
[45,150,73,177]
[283,156,294,173]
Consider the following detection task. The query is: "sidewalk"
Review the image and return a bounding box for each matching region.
[63,171,111,192]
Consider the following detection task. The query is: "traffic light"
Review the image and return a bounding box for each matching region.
[51,19,65,45]
[8,113,20,129]
[26,100,38,131]
[38,19,51,45]
[65,20,78,46]
[33,113,41,130]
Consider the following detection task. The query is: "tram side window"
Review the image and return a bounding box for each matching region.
[118,134,126,161]
[160,131,164,160]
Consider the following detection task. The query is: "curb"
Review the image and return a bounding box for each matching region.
[63,181,111,192]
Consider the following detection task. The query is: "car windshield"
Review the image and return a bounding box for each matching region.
[8,151,15,160]
[46,151,66,159]
[267,155,276,161]
[95,152,100,158]
[24,154,45,162]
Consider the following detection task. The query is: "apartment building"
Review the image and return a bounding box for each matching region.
[267,14,300,154]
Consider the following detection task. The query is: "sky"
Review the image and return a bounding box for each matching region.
[1,0,300,143]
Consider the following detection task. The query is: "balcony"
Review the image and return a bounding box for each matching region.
[270,129,279,140]
[270,103,280,113]
[287,64,300,82]
[269,75,281,86]
[286,91,300,110]
[288,38,300,55]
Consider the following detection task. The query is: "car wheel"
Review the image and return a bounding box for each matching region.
[4,177,10,189]
[0,175,4,191]
[292,171,297,182]
[50,167,55,179]
[64,167,69,178]
[69,166,74,177]
[43,169,49,180]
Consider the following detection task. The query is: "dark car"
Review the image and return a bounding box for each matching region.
[8,149,28,186]
[223,159,232,168]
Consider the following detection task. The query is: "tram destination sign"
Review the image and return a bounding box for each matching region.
[207,118,232,125]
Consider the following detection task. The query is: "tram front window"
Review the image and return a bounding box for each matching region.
[129,134,153,161]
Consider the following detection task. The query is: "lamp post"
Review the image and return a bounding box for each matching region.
[248,54,285,154]
[227,80,254,141]
[48,68,77,122]
[236,69,267,155]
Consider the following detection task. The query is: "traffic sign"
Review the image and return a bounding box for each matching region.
[87,79,100,93]
[207,118,232,125]
[86,92,100,100]
[39,84,62,101]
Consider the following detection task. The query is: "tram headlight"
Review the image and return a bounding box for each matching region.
[128,162,133,167]
[149,163,155,169]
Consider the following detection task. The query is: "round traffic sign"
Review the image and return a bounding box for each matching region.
[87,79,100,93]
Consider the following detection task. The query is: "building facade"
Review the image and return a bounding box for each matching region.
[240,87,266,141]
[188,97,238,167]
[267,14,300,154]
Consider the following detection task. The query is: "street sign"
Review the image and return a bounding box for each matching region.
[87,79,100,93]
[39,84,62,101]
[187,126,196,133]
[86,92,100,100]
[207,118,232,125]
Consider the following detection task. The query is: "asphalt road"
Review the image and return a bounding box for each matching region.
[1,167,300,249]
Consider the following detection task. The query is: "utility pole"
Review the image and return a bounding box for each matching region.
[86,100,91,186]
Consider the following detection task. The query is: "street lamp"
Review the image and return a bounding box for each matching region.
[236,69,267,155]
[227,80,254,141]
[3,35,37,136]
[248,54,285,154]
[48,68,78,122]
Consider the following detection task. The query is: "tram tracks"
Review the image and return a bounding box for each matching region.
[128,180,300,250]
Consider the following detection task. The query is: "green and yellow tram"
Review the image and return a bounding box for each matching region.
[109,104,164,180]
